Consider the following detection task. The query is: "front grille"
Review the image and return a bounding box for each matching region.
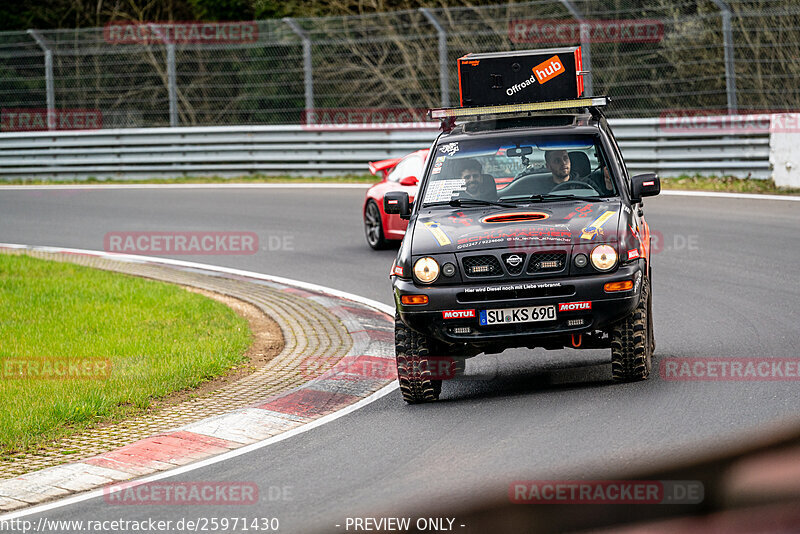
[462,255,503,277]
[501,253,526,275]
[457,284,575,303]
[527,251,567,273]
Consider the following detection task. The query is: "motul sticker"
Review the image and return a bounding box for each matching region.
[643,180,655,186]
[443,310,476,319]
[627,249,640,260]
[558,301,591,312]
[393,265,404,276]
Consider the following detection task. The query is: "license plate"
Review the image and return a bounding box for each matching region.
[479,305,556,325]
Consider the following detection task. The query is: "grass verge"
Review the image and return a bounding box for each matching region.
[661,175,800,195]
[0,253,251,453]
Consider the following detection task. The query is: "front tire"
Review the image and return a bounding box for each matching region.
[364,200,390,250]
[395,315,442,404]
[610,278,653,382]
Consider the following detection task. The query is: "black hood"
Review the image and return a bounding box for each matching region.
[410,200,623,255]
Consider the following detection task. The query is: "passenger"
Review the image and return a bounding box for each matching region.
[544,149,614,196]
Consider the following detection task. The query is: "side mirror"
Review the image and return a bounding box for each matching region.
[399,175,418,186]
[384,191,411,220]
[631,173,660,203]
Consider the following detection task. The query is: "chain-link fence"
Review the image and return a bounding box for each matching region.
[0,0,798,129]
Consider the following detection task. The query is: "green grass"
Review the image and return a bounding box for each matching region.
[5,173,378,185]
[0,254,251,453]
[661,175,800,195]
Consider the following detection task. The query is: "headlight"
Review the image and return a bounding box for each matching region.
[590,245,617,271]
[413,257,440,283]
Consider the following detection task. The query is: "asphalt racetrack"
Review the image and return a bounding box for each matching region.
[1,186,799,532]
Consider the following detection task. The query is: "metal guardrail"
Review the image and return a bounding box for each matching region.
[0,117,771,180]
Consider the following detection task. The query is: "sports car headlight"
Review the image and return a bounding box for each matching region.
[590,245,617,271]
[413,257,440,283]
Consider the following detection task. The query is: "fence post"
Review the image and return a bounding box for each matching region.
[557,0,592,96]
[710,0,738,113]
[419,8,449,107]
[27,29,55,130]
[284,18,314,122]
[167,43,178,127]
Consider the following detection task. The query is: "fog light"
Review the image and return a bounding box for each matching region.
[401,294,429,305]
[442,262,456,277]
[567,318,584,326]
[574,253,588,268]
[604,280,634,292]
[452,326,471,334]
[470,264,492,274]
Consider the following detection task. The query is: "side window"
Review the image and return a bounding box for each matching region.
[604,128,630,195]
[387,156,421,183]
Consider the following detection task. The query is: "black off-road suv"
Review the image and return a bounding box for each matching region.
[385,97,660,403]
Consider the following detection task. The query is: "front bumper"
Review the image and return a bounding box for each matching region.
[393,261,644,348]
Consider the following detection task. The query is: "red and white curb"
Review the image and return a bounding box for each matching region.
[0,244,397,519]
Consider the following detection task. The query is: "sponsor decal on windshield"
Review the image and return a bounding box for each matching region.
[423,179,466,203]
[439,142,460,156]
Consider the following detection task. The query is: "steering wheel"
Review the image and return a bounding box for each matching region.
[550,180,600,195]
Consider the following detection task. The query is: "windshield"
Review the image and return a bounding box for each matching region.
[422,134,617,206]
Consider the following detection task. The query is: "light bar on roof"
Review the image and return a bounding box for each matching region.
[428,96,608,120]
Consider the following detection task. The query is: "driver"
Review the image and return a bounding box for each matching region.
[544,150,614,196]
[458,159,497,200]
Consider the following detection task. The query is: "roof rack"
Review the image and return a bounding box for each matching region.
[428,96,608,121]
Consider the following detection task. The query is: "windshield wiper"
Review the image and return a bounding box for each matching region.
[423,198,516,209]
[508,194,608,203]
[449,198,517,208]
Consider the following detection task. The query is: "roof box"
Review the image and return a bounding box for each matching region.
[457,47,584,107]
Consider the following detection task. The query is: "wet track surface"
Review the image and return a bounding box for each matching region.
[1,187,799,532]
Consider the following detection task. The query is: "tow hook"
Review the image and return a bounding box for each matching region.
[571,334,582,348]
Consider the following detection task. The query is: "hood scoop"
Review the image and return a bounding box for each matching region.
[481,211,550,224]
